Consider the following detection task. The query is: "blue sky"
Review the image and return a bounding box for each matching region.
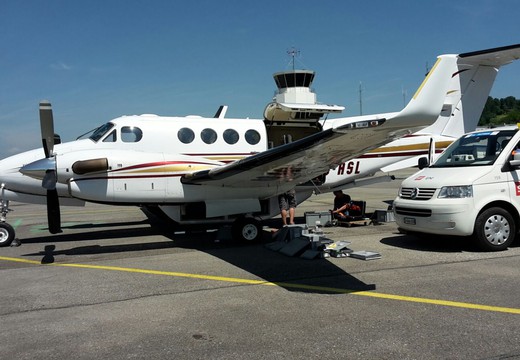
[1,0,520,159]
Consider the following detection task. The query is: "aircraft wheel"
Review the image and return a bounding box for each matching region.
[474,207,515,251]
[0,222,15,247]
[232,217,261,242]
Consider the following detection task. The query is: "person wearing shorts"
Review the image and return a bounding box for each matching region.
[278,190,296,226]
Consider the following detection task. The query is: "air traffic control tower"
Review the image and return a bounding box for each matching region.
[263,69,345,147]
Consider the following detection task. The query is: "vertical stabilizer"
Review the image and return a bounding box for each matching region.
[443,65,497,136]
[417,43,520,138]
[392,55,457,127]
[417,60,498,138]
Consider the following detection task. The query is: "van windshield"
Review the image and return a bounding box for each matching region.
[432,129,517,167]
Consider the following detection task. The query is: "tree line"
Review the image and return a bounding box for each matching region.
[480,96,520,126]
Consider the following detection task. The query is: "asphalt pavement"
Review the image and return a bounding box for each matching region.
[1,169,519,360]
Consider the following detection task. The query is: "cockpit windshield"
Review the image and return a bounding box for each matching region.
[88,122,115,142]
[432,129,516,168]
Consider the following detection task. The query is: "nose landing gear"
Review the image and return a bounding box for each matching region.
[0,184,15,247]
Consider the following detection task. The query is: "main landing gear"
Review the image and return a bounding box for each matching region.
[231,216,262,242]
[0,185,15,247]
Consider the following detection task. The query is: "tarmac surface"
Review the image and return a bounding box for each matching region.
[1,169,519,359]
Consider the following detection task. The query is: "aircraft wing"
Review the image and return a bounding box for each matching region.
[182,116,426,190]
[182,119,377,188]
[182,47,457,191]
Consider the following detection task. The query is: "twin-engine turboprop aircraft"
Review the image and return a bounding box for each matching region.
[0,44,519,246]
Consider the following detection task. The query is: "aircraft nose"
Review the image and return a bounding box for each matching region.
[19,157,56,180]
[0,156,22,183]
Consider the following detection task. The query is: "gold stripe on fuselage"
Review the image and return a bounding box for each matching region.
[367,140,453,154]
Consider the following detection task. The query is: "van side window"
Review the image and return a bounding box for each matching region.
[178,128,195,144]
[121,126,143,142]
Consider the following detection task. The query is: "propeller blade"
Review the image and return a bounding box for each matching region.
[42,169,57,190]
[38,101,61,234]
[39,101,55,158]
[46,188,62,234]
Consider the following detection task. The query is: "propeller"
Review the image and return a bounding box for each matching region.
[19,101,62,233]
[39,101,62,234]
[40,101,55,158]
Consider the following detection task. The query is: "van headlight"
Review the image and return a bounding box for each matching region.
[438,185,473,198]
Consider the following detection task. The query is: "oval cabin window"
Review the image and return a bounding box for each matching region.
[223,129,239,144]
[178,128,195,144]
[201,128,217,144]
[245,129,261,145]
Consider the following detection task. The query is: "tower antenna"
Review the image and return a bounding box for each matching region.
[359,81,363,115]
[287,47,300,70]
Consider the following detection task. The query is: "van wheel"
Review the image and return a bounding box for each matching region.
[474,207,515,251]
[232,217,261,242]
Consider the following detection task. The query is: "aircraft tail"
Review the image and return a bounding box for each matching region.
[329,54,458,133]
[391,55,457,128]
[416,44,520,138]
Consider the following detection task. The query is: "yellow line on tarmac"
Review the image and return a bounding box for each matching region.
[1,256,519,315]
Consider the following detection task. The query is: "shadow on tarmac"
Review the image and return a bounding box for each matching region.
[381,231,520,252]
[20,217,375,295]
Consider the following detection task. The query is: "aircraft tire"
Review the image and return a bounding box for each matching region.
[0,222,15,247]
[474,207,515,251]
[232,217,261,242]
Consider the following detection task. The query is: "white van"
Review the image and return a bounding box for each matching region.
[393,125,520,251]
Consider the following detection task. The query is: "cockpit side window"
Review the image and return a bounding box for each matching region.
[102,130,117,142]
[89,122,115,142]
[121,126,143,143]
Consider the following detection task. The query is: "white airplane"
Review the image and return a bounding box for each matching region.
[0,44,518,246]
[308,44,520,193]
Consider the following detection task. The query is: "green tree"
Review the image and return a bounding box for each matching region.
[479,96,520,126]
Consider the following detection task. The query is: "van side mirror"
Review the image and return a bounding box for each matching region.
[508,152,520,168]
[504,151,520,169]
[509,159,520,168]
[418,157,429,169]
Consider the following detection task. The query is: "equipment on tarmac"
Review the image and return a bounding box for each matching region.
[265,224,381,260]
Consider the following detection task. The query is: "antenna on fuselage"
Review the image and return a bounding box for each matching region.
[213,105,228,118]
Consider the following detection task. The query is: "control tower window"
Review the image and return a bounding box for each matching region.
[121,126,143,142]
[274,71,315,88]
[178,127,195,144]
[201,128,217,144]
[245,129,261,145]
[274,75,287,89]
[223,129,239,144]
